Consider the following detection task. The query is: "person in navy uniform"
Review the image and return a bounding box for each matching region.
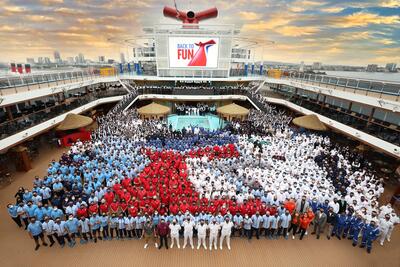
[342,212,354,239]
[359,220,379,253]
[350,214,364,243]
[332,211,346,240]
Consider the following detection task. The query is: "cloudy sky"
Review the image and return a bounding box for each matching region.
[0,0,399,66]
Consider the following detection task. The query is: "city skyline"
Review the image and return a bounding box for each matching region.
[0,0,399,65]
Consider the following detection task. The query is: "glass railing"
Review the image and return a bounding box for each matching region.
[0,70,104,95]
[283,73,400,100]
[0,89,126,140]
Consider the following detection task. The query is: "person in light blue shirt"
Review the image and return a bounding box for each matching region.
[100,214,110,240]
[90,215,102,242]
[109,214,119,240]
[51,207,64,220]
[269,214,280,239]
[7,203,22,227]
[215,213,224,224]
[65,215,79,246]
[23,190,33,202]
[152,212,160,226]
[251,212,263,239]
[243,215,253,239]
[27,217,48,251]
[40,186,52,205]
[25,201,38,218]
[52,181,64,194]
[33,204,45,222]
[233,213,243,237]
[279,211,292,239]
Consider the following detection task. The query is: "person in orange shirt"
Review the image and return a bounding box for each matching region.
[288,212,301,239]
[284,198,296,215]
[307,207,315,225]
[299,213,312,240]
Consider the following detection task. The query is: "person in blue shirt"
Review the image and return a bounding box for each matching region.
[33,203,45,222]
[251,212,263,239]
[110,214,119,240]
[359,220,380,253]
[7,203,22,227]
[270,214,280,239]
[25,201,38,218]
[40,186,52,205]
[279,211,292,239]
[17,202,29,229]
[90,214,102,242]
[23,190,33,202]
[232,213,243,237]
[51,206,64,220]
[27,217,48,251]
[100,214,110,240]
[65,215,79,246]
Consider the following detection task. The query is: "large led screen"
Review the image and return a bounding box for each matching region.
[168,37,219,68]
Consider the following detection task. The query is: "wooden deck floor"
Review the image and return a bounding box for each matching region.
[0,146,399,267]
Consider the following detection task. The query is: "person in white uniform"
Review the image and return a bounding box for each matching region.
[386,212,399,242]
[182,217,195,249]
[196,219,208,250]
[379,214,394,246]
[209,219,220,250]
[220,217,234,250]
[169,219,181,249]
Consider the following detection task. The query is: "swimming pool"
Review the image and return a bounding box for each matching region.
[168,114,225,131]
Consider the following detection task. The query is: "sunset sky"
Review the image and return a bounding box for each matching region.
[0,0,399,66]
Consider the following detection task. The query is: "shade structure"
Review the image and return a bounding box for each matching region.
[292,114,328,131]
[137,102,171,119]
[216,103,249,121]
[56,113,93,131]
[84,121,99,131]
[356,144,369,152]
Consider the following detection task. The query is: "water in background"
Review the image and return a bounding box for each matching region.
[325,71,400,83]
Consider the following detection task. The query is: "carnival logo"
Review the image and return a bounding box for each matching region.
[188,40,216,66]
[169,37,219,68]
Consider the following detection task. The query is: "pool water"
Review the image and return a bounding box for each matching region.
[168,114,225,131]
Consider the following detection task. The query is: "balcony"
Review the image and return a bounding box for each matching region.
[283,72,400,102]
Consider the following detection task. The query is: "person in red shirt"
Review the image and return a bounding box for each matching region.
[169,203,179,215]
[128,205,138,217]
[208,203,217,215]
[306,208,315,223]
[110,199,119,214]
[229,203,238,215]
[119,200,128,215]
[99,200,109,214]
[189,202,198,215]
[156,218,170,249]
[179,200,189,213]
[89,202,99,215]
[284,198,296,215]
[77,204,88,218]
[104,189,115,205]
[150,196,161,212]
[239,203,248,216]
[299,213,312,240]
[268,205,277,216]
